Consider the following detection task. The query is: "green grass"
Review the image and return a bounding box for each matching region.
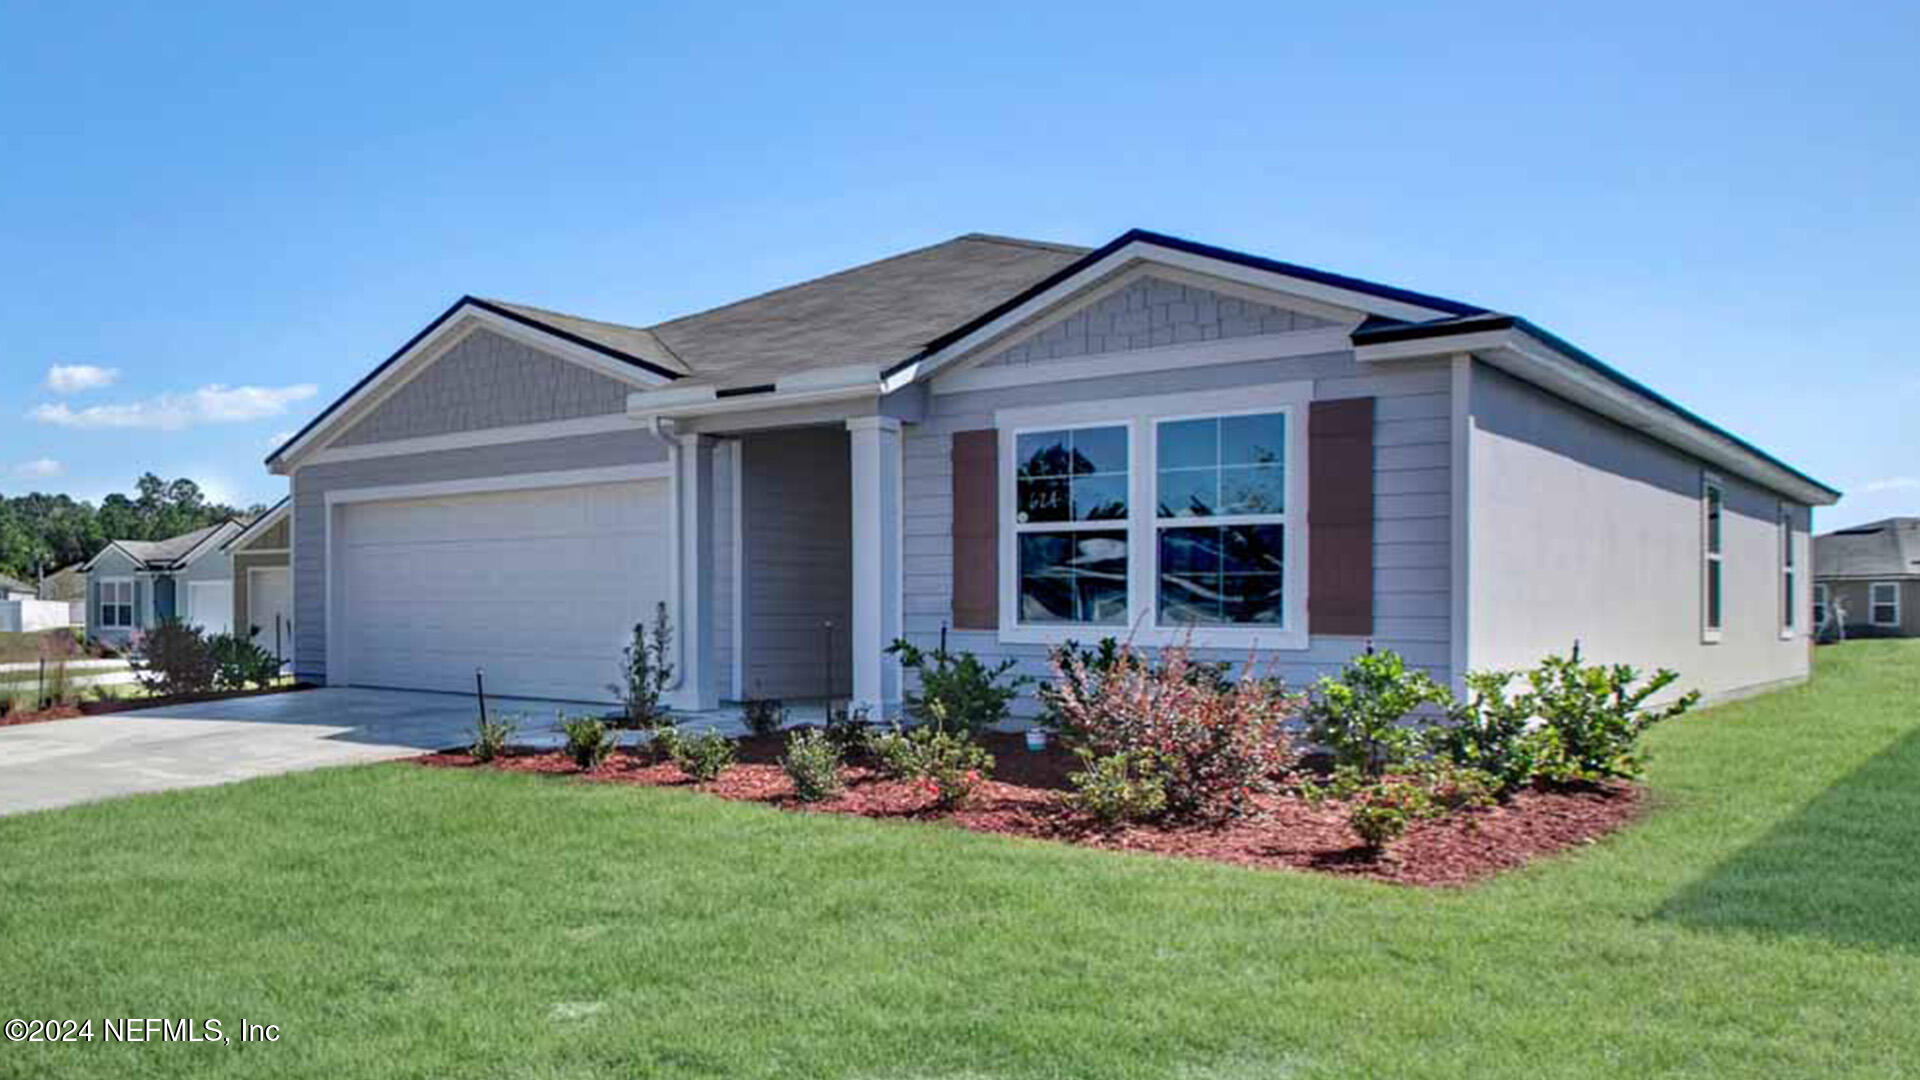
[3,643,1917,1079]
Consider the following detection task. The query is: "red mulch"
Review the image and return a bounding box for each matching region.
[415,730,1645,887]
[0,683,317,728]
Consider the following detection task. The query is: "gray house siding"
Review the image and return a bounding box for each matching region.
[1819,577,1920,638]
[291,428,676,684]
[979,276,1336,368]
[334,328,630,447]
[737,427,853,701]
[1465,363,1811,703]
[905,346,1454,717]
[85,547,143,647]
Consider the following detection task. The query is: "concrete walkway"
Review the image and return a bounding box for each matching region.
[0,687,752,817]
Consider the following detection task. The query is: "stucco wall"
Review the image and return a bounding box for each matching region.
[905,345,1455,717]
[738,427,853,700]
[334,328,630,447]
[291,428,678,684]
[1465,363,1811,702]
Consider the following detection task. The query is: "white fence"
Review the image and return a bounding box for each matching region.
[0,599,83,633]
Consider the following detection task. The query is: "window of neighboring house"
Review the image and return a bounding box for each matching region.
[1702,476,1724,641]
[1812,583,1829,628]
[1012,424,1131,626]
[999,384,1309,647]
[101,580,134,629]
[1779,505,1795,635]
[1870,582,1901,628]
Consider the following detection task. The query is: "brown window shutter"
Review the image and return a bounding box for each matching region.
[1308,397,1374,636]
[950,429,999,630]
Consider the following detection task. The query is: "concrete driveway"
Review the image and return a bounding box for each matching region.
[0,688,624,816]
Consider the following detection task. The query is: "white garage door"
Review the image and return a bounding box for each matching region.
[337,479,669,702]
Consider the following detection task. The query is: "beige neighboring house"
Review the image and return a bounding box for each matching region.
[1814,518,1920,638]
[38,564,87,603]
[223,497,293,663]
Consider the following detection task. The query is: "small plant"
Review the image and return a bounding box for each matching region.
[822,703,874,756]
[470,711,518,763]
[1523,649,1699,782]
[561,715,617,771]
[1048,640,1298,821]
[207,632,280,691]
[1305,650,1453,778]
[608,602,675,729]
[672,732,736,782]
[741,697,788,738]
[1345,778,1435,851]
[913,731,994,810]
[1302,761,1498,853]
[780,728,844,802]
[133,620,217,697]
[648,721,684,764]
[887,638,1032,737]
[1067,748,1170,825]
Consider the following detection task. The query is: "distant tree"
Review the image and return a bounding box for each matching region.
[0,474,250,582]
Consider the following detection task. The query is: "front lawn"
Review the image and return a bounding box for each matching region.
[2,642,1916,1078]
[0,629,100,664]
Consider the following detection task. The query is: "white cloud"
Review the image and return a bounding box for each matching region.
[44,364,120,394]
[1855,477,1920,495]
[12,458,62,478]
[29,383,318,431]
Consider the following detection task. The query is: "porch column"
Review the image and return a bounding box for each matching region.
[671,430,719,711]
[847,416,904,716]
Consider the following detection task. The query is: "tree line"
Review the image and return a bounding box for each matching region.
[0,474,263,584]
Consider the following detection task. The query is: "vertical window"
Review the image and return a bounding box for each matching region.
[1702,477,1724,640]
[1154,411,1288,626]
[1870,582,1901,628]
[1812,583,1829,628]
[1012,425,1130,625]
[101,580,134,628]
[1779,505,1795,633]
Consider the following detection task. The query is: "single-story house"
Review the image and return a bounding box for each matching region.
[265,229,1839,715]
[38,563,87,604]
[1813,518,1918,638]
[223,496,294,662]
[0,574,34,601]
[82,520,245,647]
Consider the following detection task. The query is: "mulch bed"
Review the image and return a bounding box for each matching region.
[416,730,1645,887]
[0,682,317,728]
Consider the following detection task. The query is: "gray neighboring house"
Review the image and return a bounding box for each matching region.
[0,574,33,601]
[82,521,245,647]
[264,229,1839,715]
[1813,518,1920,638]
[223,497,294,663]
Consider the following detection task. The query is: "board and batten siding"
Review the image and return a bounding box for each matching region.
[905,348,1454,717]
[290,428,681,685]
[737,428,853,701]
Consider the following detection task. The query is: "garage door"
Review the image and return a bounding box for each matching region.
[338,479,669,702]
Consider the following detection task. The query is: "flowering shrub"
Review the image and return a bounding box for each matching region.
[780,728,844,802]
[1067,748,1170,825]
[1305,651,1452,778]
[672,732,736,782]
[1047,641,1299,821]
[1039,636,1232,736]
[866,724,994,809]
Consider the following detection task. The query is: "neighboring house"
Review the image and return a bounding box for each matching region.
[38,564,86,603]
[82,521,245,646]
[223,497,294,662]
[1813,518,1920,638]
[265,229,1839,714]
[0,571,76,633]
[0,574,34,601]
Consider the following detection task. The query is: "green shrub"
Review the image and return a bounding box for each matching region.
[561,715,616,771]
[470,711,518,763]
[608,602,674,729]
[1522,650,1699,782]
[1433,670,1561,796]
[672,732,736,782]
[648,721,684,765]
[1048,640,1298,821]
[1304,761,1498,852]
[1040,636,1233,735]
[742,697,788,738]
[780,728,844,802]
[1067,748,1170,825]
[134,620,216,697]
[867,725,922,781]
[866,724,994,809]
[822,703,874,757]
[1305,650,1453,778]
[886,638,1032,737]
[207,632,280,691]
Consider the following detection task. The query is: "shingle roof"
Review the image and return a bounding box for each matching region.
[110,522,234,568]
[472,298,692,377]
[1815,518,1920,578]
[0,573,32,594]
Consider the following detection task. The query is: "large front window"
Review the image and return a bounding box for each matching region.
[999,386,1309,647]
[101,580,133,629]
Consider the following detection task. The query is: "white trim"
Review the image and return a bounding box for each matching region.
[321,463,675,688]
[993,382,1312,650]
[729,439,745,702]
[234,547,289,556]
[1702,472,1725,644]
[848,415,905,713]
[245,565,294,662]
[1448,353,1474,686]
[892,240,1451,388]
[1869,581,1902,628]
[271,305,674,472]
[97,576,135,630]
[630,382,877,422]
[931,328,1353,395]
[1778,503,1797,639]
[301,413,638,468]
[1358,325,1837,507]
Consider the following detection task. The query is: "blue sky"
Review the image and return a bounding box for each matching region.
[1,1,1913,527]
